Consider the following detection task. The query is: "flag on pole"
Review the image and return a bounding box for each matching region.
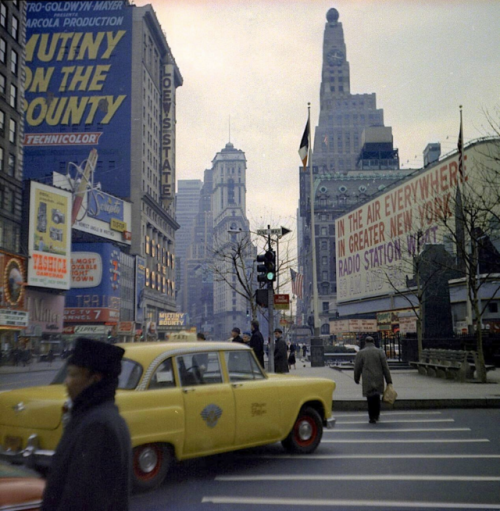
[457,107,464,180]
[298,114,310,171]
[290,269,303,298]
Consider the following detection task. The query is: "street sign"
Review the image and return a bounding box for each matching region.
[274,293,290,310]
[257,226,292,237]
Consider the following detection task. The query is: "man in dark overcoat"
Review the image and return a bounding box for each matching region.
[249,320,265,368]
[41,337,132,511]
[353,336,392,424]
[273,328,289,373]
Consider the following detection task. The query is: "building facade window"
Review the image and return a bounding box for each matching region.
[0,4,6,28]
[11,16,18,40]
[0,73,4,95]
[8,153,15,176]
[9,83,16,109]
[9,118,16,143]
[0,38,6,63]
[10,49,17,75]
[0,110,4,133]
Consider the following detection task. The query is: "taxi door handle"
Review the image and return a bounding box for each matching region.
[231,383,243,388]
[182,388,196,393]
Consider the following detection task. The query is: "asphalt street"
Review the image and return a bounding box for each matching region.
[131,408,500,511]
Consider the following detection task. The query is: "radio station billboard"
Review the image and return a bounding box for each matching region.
[24,0,132,197]
[335,140,499,303]
[28,182,72,289]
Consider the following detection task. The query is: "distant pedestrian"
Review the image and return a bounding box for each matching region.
[353,336,392,424]
[249,320,265,368]
[230,327,244,344]
[302,344,308,359]
[288,341,297,370]
[41,337,131,511]
[273,328,289,373]
[242,331,252,344]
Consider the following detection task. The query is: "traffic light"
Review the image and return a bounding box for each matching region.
[255,289,268,308]
[257,250,276,283]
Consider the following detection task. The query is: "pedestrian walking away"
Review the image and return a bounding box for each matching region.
[41,337,132,511]
[230,327,245,344]
[273,328,289,373]
[288,341,297,370]
[249,320,265,368]
[353,336,392,424]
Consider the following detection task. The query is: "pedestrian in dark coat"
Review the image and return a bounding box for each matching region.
[42,337,131,511]
[353,336,392,424]
[231,327,245,344]
[250,320,265,368]
[273,328,289,373]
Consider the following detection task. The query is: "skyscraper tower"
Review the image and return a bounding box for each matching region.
[297,8,408,338]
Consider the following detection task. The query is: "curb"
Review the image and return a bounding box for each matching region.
[333,398,500,411]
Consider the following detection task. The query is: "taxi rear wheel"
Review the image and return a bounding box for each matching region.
[281,406,323,454]
[132,443,172,492]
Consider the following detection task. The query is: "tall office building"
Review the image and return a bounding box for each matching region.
[298,8,411,336]
[0,0,24,254]
[175,179,202,310]
[23,1,183,331]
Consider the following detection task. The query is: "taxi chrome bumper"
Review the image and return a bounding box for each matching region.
[0,434,54,470]
[325,416,336,429]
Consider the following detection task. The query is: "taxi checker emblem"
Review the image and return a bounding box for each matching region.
[201,404,223,428]
[13,402,25,413]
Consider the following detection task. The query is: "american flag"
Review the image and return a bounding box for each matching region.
[290,269,303,298]
[457,107,464,180]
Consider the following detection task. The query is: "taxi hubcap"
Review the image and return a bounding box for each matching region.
[138,446,158,473]
[297,419,313,441]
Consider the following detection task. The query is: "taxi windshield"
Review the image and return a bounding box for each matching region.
[51,358,143,390]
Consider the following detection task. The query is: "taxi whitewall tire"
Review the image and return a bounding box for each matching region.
[281,406,323,454]
[132,443,173,492]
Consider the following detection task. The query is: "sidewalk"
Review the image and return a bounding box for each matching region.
[1,357,499,411]
[290,360,500,411]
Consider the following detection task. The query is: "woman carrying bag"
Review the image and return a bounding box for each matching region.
[354,336,393,424]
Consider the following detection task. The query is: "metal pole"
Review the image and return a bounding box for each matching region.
[308,103,320,337]
[267,229,275,372]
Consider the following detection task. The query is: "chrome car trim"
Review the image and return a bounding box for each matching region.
[0,500,43,511]
[0,434,54,469]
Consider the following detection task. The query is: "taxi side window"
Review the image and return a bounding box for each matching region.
[176,352,223,386]
[149,358,175,389]
[225,351,265,382]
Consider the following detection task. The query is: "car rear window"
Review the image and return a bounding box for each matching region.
[51,358,143,390]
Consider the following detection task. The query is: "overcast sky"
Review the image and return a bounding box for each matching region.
[135,0,500,233]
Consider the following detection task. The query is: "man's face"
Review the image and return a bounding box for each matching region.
[274,331,281,339]
[231,330,238,338]
[242,334,250,343]
[65,364,102,401]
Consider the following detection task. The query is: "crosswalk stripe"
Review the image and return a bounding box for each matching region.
[327,428,471,433]
[201,496,500,509]
[215,474,500,482]
[336,418,455,424]
[245,454,500,460]
[322,438,489,443]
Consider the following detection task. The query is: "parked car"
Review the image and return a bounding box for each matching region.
[0,342,336,492]
[0,460,45,511]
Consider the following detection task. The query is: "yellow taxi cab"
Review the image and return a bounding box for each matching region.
[0,342,335,492]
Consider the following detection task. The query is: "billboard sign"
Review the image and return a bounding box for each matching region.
[24,1,132,197]
[53,171,132,245]
[25,289,64,334]
[158,312,187,328]
[64,243,121,323]
[28,182,72,289]
[160,64,175,207]
[335,140,498,303]
[0,252,26,308]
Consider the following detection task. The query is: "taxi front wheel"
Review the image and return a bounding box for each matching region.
[281,406,323,454]
[132,443,173,492]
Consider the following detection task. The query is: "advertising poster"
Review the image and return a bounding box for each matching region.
[25,289,64,334]
[0,252,26,309]
[64,243,121,323]
[24,1,132,197]
[53,171,132,245]
[335,140,500,303]
[28,182,72,289]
